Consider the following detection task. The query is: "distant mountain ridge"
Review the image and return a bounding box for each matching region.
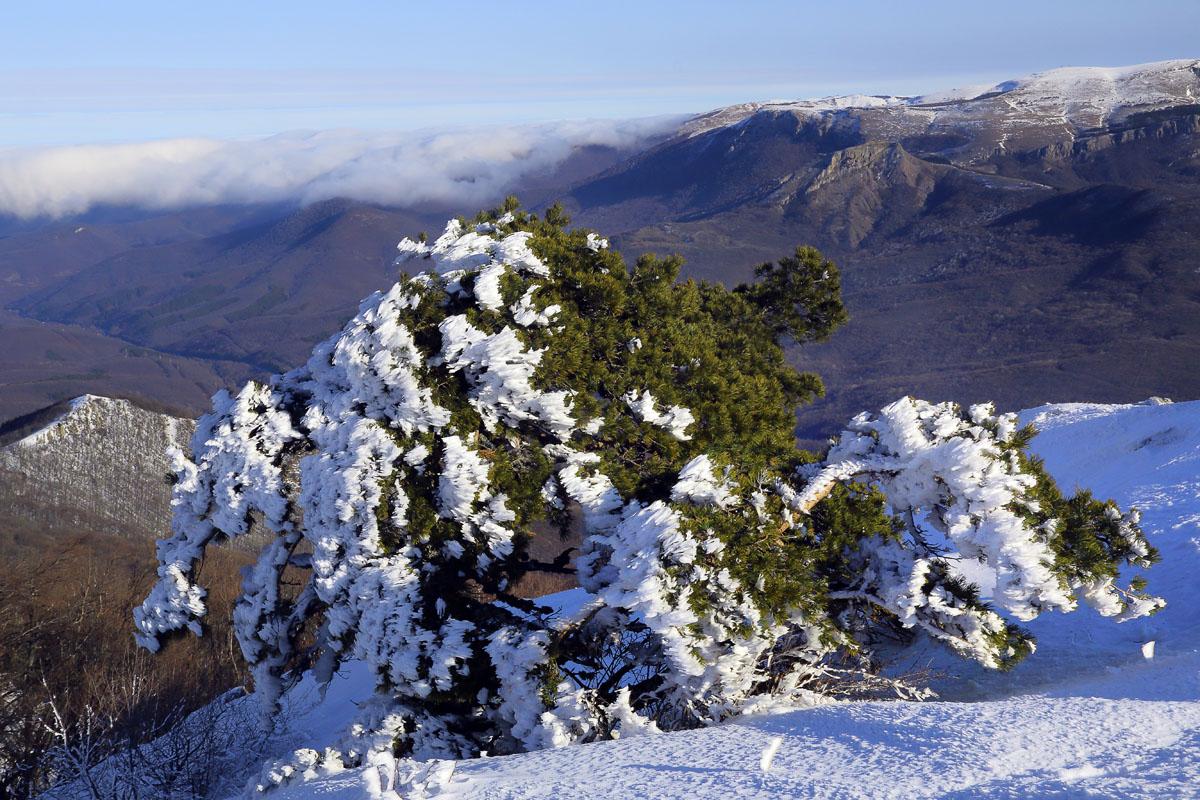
[572,59,1200,228]
[1,58,1198,437]
[679,59,1200,152]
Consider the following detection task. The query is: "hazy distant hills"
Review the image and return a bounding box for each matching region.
[10,200,447,374]
[1,59,1198,437]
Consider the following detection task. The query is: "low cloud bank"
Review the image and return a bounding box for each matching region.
[0,116,682,220]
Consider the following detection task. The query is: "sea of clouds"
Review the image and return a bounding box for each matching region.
[0,116,682,221]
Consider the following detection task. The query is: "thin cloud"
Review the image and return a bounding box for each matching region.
[0,116,683,220]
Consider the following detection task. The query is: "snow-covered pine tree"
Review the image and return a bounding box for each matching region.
[135,199,1162,784]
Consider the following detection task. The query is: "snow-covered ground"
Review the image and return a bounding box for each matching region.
[234,399,1200,799]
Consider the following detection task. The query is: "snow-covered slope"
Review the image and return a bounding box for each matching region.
[226,397,1200,799]
[0,394,192,538]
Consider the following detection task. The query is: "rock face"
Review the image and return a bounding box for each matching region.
[0,395,192,539]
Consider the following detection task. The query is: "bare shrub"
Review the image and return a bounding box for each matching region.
[0,534,249,800]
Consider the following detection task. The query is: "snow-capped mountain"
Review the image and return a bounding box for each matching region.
[680,59,1200,161]
[563,58,1200,438]
[0,394,191,540]
[581,57,1200,226]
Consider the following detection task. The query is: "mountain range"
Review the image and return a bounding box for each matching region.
[1,59,1197,439]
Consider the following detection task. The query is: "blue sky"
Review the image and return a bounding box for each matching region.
[2,0,1195,147]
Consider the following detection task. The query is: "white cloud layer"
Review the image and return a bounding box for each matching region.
[0,117,682,220]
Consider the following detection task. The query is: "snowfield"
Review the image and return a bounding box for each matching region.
[235,398,1200,800]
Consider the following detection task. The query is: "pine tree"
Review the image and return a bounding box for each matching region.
[135,200,1161,787]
